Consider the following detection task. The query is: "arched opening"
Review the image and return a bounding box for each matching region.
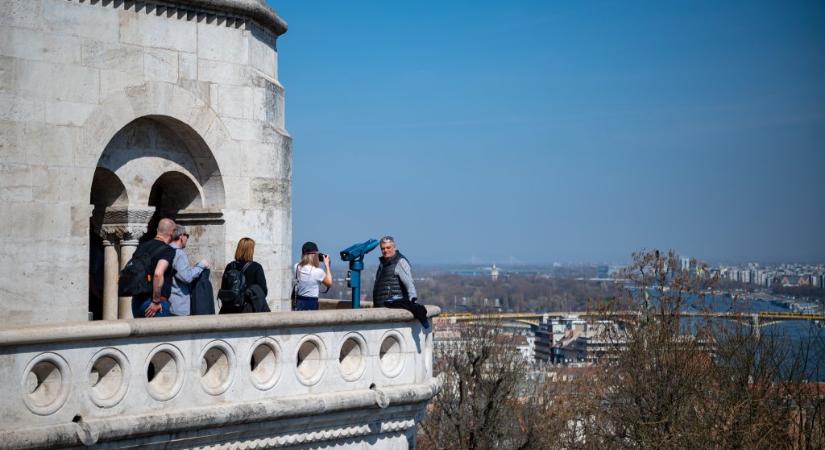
[89,116,225,320]
[148,172,202,213]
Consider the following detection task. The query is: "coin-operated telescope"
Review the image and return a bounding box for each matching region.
[339,239,379,309]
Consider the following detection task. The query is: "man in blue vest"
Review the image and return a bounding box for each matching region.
[373,236,429,328]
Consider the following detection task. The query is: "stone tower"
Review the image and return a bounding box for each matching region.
[0,3,439,449]
[1,0,293,322]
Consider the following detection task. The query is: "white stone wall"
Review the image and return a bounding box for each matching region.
[0,308,438,449]
[0,0,293,324]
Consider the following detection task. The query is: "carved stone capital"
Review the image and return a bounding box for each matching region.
[101,224,148,244]
[103,207,155,226]
[94,207,155,244]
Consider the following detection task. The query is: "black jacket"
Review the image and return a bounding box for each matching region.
[373,252,408,306]
[189,269,215,315]
[218,261,269,314]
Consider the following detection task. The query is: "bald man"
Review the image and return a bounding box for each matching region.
[131,218,178,318]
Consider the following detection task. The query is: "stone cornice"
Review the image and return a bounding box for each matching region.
[0,307,441,346]
[73,0,288,36]
[169,0,287,36]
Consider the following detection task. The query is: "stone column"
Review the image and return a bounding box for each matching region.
[117,229,145,319]
[97,208,153,320]
[101,235,120,321]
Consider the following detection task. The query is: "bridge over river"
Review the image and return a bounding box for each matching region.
[438,311,825,336]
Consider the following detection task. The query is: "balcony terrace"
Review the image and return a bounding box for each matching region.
[0,307,440,449]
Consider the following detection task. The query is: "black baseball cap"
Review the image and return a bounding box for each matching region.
[301,241,319,254]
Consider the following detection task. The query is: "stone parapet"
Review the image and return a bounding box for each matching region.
[0,307,440,449]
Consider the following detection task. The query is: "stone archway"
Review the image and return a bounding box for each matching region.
[89,115,225,320]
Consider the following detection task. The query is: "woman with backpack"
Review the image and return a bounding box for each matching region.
[218,237,268,313]
[292,241,333,311]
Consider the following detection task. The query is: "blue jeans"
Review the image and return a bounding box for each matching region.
[294,295,319,311]
[132,297,171,318]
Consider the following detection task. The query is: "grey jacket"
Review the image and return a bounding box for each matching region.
[169,243,206,316]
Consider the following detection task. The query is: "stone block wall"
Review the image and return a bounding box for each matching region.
[0,0,293,324]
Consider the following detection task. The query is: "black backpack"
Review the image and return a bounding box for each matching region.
[118,244,168,297]
[218,261,251,308]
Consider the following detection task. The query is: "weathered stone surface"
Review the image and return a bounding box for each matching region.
[0,0,44,30]
[0,163,32,202]
[198,21,249,65]
[43,0,119,42]
[251,177,290,208]
[241,141,281,178]
[45,100,96,126]
[144,47,179,83]
[0,26,81,65]
[8,58,99,103]
[179,51,198,80]
[100,69,145,99]
[0,121,31,164]
[199,59,250,86]
[248,25,278,80]
[81,40,143,72]
[31,165,88,202]
[222,117,264,141]
[0,202,72,239]
[0,92,45,122]
[118,7,197,52]
[218,85,255,119]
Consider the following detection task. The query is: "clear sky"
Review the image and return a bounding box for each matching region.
[269,0,825,265]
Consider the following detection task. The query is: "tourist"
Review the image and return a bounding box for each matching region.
[373,236,429,328]
[218,237,269,313]
[168,225,209,316]
[292,241,333,310]
[131,218,177,318]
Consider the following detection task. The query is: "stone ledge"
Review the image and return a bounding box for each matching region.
[1,379,440,449]
[319,298,374,309]
[0,306,441,346]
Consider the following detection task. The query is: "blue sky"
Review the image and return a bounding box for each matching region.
[270,0,825,265]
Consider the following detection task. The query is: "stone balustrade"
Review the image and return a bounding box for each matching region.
[0,307,439,449]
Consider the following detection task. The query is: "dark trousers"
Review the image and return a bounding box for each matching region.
[385,299,430,328]
[295,295,319,311]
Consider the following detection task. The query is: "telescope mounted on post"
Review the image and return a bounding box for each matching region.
[339,239,379,309]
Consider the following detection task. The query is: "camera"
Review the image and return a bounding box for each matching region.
[340,239,379,262]
[318,252,326,260]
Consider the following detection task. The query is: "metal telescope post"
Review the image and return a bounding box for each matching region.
[348,257,364,309]
[340,239,378,310]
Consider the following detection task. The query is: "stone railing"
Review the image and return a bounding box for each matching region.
[0,307,439,450]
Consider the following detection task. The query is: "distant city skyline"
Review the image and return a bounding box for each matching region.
[272,0,825,265]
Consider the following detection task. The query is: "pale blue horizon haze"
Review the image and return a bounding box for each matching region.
[269,0,825,266]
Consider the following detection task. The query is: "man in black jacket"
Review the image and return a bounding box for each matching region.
[131,218,176,318]
[373,236,429,328]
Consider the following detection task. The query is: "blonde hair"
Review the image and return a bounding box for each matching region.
[299,253,319,268]
[234,237,255,262]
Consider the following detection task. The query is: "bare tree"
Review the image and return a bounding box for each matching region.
[588,250,825,450]
[419,322,542,450]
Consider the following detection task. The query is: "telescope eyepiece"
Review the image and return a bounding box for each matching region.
[339,239,379,262]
